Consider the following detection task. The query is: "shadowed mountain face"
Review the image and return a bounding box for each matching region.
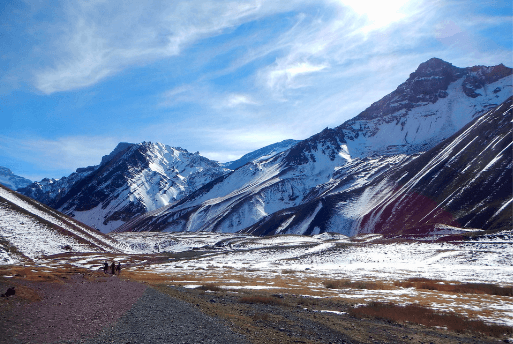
[19,142,231,233]
[354,58,511,121]
[335,58,512,157]
[115,59,512,236]
[355,96,512,235]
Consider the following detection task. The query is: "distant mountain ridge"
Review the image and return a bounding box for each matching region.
[16,58,513,236]
[0,167,32,190]
[17,140,294,233]
[115,58,512,236]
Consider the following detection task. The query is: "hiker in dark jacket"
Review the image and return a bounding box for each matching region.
[116,262,121,275]
[103,262,109,274]
[111,262,116,275]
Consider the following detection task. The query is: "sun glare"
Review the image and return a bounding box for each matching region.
[339,0,412,28]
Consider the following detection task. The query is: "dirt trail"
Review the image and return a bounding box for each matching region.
[0,273,246,344]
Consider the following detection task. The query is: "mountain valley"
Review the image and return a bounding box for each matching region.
[0,57,512,343]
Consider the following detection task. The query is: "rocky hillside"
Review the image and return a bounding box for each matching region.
[0,183,127,263]
[354,96,512,235]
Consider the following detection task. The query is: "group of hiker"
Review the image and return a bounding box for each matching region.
[103,261,121,275]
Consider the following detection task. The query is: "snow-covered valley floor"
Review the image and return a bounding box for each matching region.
[6,231,510,329]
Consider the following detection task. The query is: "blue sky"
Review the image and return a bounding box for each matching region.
[0,0,511,181]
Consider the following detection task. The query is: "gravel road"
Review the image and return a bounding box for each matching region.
[1,274,247,344]
[81,287,248,344]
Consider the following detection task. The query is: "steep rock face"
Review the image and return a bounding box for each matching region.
[0,167,32,190]
[117,58,512,235]
[19,142,230,233]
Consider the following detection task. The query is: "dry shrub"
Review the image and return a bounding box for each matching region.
[10,284,41,303]
[0,266,73,284]
[324,279,390,290]
[239,295,283,306]
[397,278,513,296]
[350,302,513,338]
[197,284,222,292]
[281,269,296,274]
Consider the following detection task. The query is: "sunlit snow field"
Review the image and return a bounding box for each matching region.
[11,231,511,328]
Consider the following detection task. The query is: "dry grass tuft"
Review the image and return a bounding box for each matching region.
[196,284,222,292]
[396,278,513,296]
[324,279,392,290]
[350,302,513,338]
[0,265,97,284]
[119,270,179,285]
[239,295,284,306]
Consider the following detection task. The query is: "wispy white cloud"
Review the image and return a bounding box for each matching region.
[264,61,329,93]
[159,85,197,107]
[30,0,498,98]
[249,0,437,101]
[33,1,282,94]
[196,126,291,161]
[336,0,414,30]
[224,93,259,107]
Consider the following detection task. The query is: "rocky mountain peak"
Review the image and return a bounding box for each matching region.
[462,63,512,98]
[100,142,135,166]
[468,63,512,83]
[351,58,511,122]
[411,57,461,77]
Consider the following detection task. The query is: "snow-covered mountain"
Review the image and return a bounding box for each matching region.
[223,139,300,170]
[353,96,512,235]
[242,96,512,236]
[0,167,32,190]
[116,58,512,235]
[0,183,127,263]
[19,142,231,233]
